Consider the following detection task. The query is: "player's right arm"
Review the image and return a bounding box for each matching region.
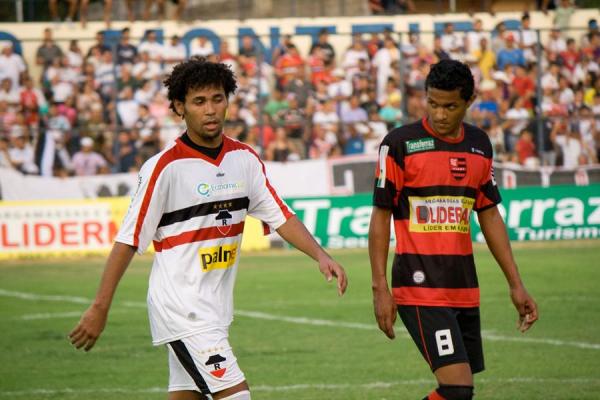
[369,206,396,340]
[69,242,136,351]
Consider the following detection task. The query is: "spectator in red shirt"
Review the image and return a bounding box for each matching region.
[515,129,538,166]
[559,38,580,73]
[274,44,304,90]
[511,65,535,109]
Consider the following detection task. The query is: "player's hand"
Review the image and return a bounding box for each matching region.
[510,285,538,333]
[68,304,109,351]
[372,287,397,339]
[317,255,348,296]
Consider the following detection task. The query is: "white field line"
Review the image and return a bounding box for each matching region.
[1,378,600,396]
[17,310,129,320]
[2,288,600,350]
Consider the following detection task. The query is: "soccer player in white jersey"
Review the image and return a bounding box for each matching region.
[69,58,348,400]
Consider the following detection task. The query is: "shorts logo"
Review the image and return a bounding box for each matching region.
[406,138,435,154]
[409,196,474,233]
[413,270,425,284]
[205,354,227,378]
[199,244,238,271]
[449,157,467,180]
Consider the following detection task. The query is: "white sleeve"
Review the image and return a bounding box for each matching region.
[115,158,168,253]
[246,153,294,233]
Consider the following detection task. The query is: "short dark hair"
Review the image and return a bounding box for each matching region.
[164,57,238,115]
[425,59,474,101]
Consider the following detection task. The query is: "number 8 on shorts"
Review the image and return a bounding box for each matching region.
[435,329,454,356]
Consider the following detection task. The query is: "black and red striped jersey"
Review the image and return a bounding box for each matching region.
[373,117,501,308]
[116,134,293,345]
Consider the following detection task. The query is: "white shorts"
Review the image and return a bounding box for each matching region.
[167,328,246,395]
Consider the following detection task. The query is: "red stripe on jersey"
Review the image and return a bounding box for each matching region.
[153,221,245,252]
[422,117,464,143]
[133,145,184,248]
[394,220,473,256]
[232,137,293,220]
[393,287,480,307]
[403,151,488,189]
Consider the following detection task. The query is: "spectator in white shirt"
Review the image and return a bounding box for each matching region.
[190,35,215,58]
[137,30,163,63]
[465,19,489,55]
[0,78,21,108]
[8,130,38,174]
[0,43,26,90]
[312,99,340,134]
[132,51,163,81]
[551,124,582,168]
[72,136,108,176]
[116,86,139,129]
[163,35,186,74]
[341,34,370,79]
[441,22,463,59]
[517,14,538,62]
[546,28,567,57]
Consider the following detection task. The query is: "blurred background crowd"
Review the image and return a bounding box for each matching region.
[0,0,598,177]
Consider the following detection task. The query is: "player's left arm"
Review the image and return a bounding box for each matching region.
[276,215,348,296]
[478,206,539,332]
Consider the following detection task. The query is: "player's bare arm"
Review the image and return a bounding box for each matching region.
[478,206,539,332]
[68,242,136,351]
[276,215,348,296]
[368,206,397,340]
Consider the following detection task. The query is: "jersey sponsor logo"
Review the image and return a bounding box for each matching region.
[205,354,227,378]
[405,138,435,154]
[409,196,474,233]
[449,157,467,180]
[199,243,238,271]
[197,181,245,198]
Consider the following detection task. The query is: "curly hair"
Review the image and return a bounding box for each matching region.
[425,59,474,102]
[164,57,238,115]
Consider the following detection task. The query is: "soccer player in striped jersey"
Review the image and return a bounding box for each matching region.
[369,59,538,400]
[69,58,347,400]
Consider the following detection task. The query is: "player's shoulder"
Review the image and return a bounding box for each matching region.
[224,136,263,163]
[137,140,179,177]
[381,119,429,147]
[462,122,494,157]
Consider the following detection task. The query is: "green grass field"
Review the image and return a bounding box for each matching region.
[1,241,599,399]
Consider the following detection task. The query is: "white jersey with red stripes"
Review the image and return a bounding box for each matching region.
[116,135,293,345]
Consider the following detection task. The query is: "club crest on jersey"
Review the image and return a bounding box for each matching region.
[205,354,227,378]
[449,157,467,180]
[215,209,233,235]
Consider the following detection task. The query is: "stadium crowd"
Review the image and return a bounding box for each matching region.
[0,11,599,176]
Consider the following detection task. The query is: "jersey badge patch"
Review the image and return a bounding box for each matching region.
[449,157,467,180]
[215,209,233,235]
[205,354,227,378]
[406,138,435,154]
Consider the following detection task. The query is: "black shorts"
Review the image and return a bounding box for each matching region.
[399,305,484,374]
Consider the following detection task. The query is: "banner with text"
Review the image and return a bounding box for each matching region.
[287,184,600,248]
[0,198,269,260]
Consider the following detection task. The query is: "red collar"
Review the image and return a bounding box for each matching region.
[421,117,465,144]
